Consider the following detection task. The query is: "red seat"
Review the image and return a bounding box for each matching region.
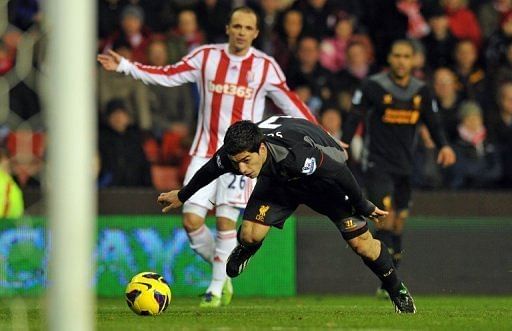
[161,131,185,164]
[151,165,181,190]
[143,137,160,164]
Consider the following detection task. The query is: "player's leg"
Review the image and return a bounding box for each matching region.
[389,175,412,269]
[202,206,239,307]
[338,222,416,314]
[226,177,297,278]
[202,174,256,306]
[182,157,217,263]
[364,168,397,297]
[226,219,270,278]
[365,168,395,253]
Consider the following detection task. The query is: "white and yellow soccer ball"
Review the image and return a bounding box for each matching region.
[125,272,172,316]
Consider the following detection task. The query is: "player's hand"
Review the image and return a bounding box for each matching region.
[437,145,456,167]
[368,207,388,223]
[157,190,183,213]
[97,50,122,71]
[339,141,349,149]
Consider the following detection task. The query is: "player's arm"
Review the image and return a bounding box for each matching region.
[286,146,386,219]
[157,148,236,212]
[420,88,456,167]
[340,81,371,145]
[97,49,200,87]
[264,59,318,123]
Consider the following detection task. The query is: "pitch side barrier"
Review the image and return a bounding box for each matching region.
[0,216,296,297]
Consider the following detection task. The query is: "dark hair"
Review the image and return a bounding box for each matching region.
[105,98,128,115]
[389,39,416,55]
[224,120,264,156]
[227,6,260,29]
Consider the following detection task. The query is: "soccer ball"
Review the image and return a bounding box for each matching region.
[125,272,172,316]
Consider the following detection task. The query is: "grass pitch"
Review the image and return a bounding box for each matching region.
[1,296,511,330]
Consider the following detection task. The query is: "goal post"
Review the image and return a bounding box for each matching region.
[45,0,96,330]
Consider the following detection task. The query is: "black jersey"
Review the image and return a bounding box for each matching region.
[178,116,375,217]
[342,72,448,174]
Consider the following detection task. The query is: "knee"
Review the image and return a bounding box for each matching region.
[239,229,260,245]
[348,237,369,256]
[183,213,204,232]
[347,232,379,259]
[239,225,265,245]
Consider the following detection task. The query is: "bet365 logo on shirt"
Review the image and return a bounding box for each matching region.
[208,81,254,99]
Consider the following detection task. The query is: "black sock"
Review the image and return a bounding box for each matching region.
[363,242,402,296]
[392,233,403,268]
[237,227,263,256]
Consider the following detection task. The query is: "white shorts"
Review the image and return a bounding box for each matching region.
[182,156,256,219]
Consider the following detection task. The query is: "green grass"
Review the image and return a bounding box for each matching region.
[1,296,511,330]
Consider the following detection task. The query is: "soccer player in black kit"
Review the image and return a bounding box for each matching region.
[158,115,416,313]
[341,40,456,297]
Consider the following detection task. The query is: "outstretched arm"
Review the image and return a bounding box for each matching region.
[97,49,122,71]
[97,48,201,87]
[157,148,236,213]
[287,146,387,220]
[264,59,317,123]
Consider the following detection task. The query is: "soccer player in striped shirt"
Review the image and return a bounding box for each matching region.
[98,6,316,307]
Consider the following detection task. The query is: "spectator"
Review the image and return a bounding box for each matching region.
[98,0,124,40]
[291,0,343,39]
[411,39,427,80]
[291,84,320,116]
[319,106,342,139]
[448,101,502,189]
[441,0,482,47]
[272,9,304,72]
[492,81,512,187]
[319,11,374,72]
[169,9,205,55]
[287,36,333,107]
[0,148,24,218]
[332,41,376,112]
[102,5,152,63]
[422,4,459,70]
[452,39,488,105]
[478,0,512,38]
[485,11,512,72]
[432,67,464,143]
[98,99,151,187]
[195,0,232,43]
[98,42,151,130]
[146,40,195,138]
[249,0,283,54]
[396,0,430,39]
[493,41,512,93]
[366,0,408,66]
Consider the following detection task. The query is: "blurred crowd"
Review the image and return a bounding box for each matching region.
[1,0,512,191]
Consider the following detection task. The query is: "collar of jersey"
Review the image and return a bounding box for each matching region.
[223,44,254,62]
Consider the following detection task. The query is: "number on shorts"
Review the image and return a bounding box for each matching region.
[228,174,246,190]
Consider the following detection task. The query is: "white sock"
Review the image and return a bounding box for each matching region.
[206,230,237,296]
[187,225,214,263]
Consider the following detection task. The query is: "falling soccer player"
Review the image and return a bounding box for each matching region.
[158,116,417,313]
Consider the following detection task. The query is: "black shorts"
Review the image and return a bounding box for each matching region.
[364,166,412,212]
[243,176,364,232]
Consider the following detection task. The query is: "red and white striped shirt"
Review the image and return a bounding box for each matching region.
[116,43,317,158]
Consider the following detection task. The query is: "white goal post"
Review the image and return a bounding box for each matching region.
[46,0,96,330]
